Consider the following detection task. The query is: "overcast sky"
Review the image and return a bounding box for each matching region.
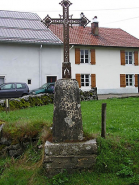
[0,0,139,39]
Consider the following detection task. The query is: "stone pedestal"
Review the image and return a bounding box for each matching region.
[53,79,83,142]
[43,139,97,177]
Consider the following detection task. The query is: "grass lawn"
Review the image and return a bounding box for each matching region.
[0,97,139,184]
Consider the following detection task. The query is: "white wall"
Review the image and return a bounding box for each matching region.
[71,47,139,94]
[0,43,62,90]
[0,43,138,94]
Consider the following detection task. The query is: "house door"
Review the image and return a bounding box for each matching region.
[0,76,5,85]
[138,75,139,93]
[47,76,57,83]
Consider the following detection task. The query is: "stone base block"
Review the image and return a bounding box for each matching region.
[43,139,97,177]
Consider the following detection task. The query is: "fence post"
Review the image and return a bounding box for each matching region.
[5,99,10,113]
[101,103,107,138]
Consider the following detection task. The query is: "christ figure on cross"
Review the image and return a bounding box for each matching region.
[42,0,90,79]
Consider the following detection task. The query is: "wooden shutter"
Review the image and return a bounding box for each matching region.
[76,74,81,88]
[120,50,125,65]
[91,74,96,88]
[75,48,80,64]
[134,51,138,66]
[120,74,126,87]
[135,74,138,87]
[91,49,96,65]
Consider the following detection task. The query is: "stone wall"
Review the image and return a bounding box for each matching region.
[0,88,98,111]
[0,124,39,158]
[80,88,98,101]
[0,93,54,111]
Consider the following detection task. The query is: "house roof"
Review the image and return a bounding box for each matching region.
[49,24,139,48]
[0,10,62,44]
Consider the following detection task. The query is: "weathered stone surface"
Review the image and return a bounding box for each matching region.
[44,140,97,156]
[43,139,97,177]
[53,79,83,142]
[8,148,23,157]
[0,137,11,145]
[80,88,98,101]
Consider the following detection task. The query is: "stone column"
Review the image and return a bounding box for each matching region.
[53,79,83,142]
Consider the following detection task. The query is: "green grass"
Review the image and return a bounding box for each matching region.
[0,97,139,184]
[0,104,53,124]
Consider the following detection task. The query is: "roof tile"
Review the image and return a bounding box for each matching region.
[50,25,139,48]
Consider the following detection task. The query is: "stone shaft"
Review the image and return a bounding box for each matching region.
[53,79,83,142]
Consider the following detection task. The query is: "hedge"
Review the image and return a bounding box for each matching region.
[0,88,98,111]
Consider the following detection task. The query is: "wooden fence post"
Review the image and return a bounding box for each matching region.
[5,99,10,113]
[101,103,107,138]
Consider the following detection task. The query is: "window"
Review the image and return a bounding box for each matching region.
[81,74,90,86]
[48,84,54,90]
[47,76,57,83]
[80,50,89,63]
[28,79,31,84]
[126,74,134,86]
[16,83,25,89]
[1,83,15,90]
[125,51,133,64]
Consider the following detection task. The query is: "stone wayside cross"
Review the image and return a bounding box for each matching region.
[42,1,97,176]
[42,0,90,78]
[42,0,90,143]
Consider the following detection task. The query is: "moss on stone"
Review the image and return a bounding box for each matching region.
[0,88,97,112]
[0,145,6,151]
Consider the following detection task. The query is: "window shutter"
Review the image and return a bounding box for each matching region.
[134,51,138,66]
[91,74,96,88]
[120,50,125,65]
[91,49,96,65]
[135,74,138,87]
[76,74,81,88]
[120,74,126,87]
[75,48,80,64]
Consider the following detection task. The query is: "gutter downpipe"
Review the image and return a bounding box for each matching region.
[39,44,42,87]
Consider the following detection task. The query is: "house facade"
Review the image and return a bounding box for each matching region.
[0,10,63,90]
[50,17,139,94]
[71,46,139,94]
[0,11,139,94]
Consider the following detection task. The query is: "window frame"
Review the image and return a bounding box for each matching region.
[80,49,90,64]
[126,74,134,86]
[81,74,90,87]
[125,51,134,65]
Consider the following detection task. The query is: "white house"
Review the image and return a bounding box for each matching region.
[50,16,139,94]
[0,10,63,90]
[1,10,139,94]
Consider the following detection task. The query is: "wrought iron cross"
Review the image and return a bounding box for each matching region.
[42,0,90,78]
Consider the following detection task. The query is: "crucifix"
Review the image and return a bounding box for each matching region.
[42,0,90,78]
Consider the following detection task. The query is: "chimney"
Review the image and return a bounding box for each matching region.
[91,16,99,36]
